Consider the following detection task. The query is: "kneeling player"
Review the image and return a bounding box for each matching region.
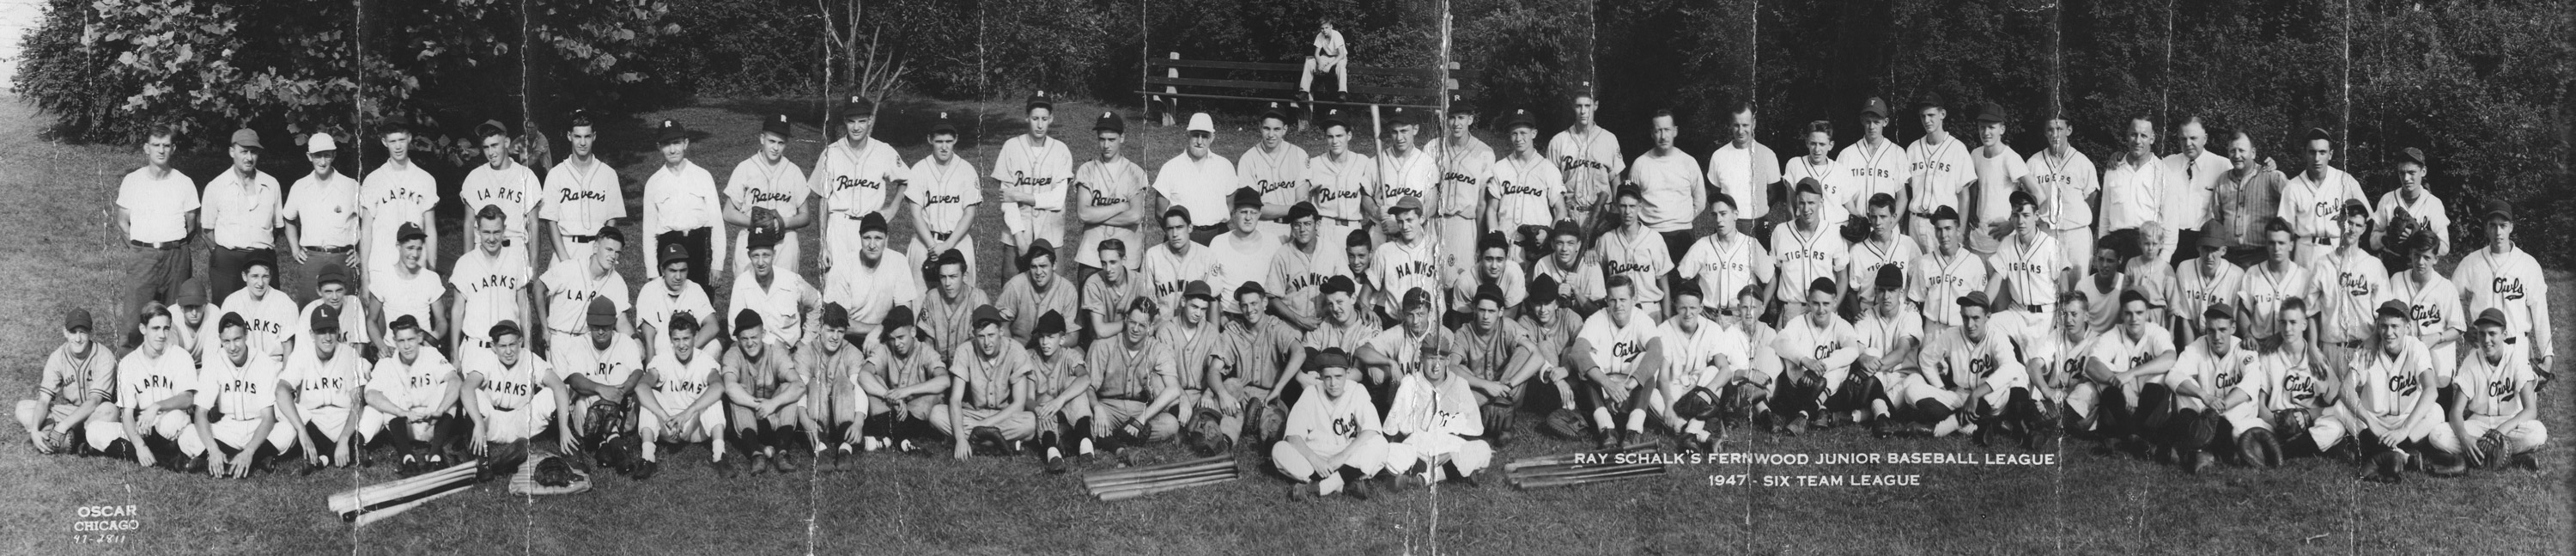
[933,305,1038,461]
[800,303,869,472]
[1567,275,1666,449]
[461,321,562,479]
[861,307,951,453]
[17,309,124,456]
[362,315,465,475]
[2438,309,2548,472]
[191,313,297,478]
[281,304,367,473]
[556,296,646,467]
[1274,350,1394,499]
[1910,292,2038,446]
[1383,337,1495,487]
[2158,306,2264,472]
[639,312,726,475]
[723,309,808,475]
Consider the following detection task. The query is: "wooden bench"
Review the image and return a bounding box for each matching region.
[1137,52,1481,128]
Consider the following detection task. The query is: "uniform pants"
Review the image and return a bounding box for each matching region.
[2427,415,2549,454]
[2051,226,2095,280]
[1272,435,1391,480]
[929,406,1036,441]
[208,245,274,302]
[1435,217,1480,271]
[361,412,464,456]
[726,404,804,454]
[477,394,561,444]
[2308,404,2437,452]
[182,417,298,455]
[639,393,727,461]
[22,402,125,452]
[124,242,194,343]
[1387,432,1492,477]
[1092,398,1180,442]
[656,228,714,289]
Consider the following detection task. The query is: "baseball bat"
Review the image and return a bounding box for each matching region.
[329,462,477,515]
[1084,467,1235,495]
[1096,474,1239,502]
[1080,455,1230,483]
[1500,442,1655,472]
[1509,462,1662,485]
[350,480,476,527]
[1081,458,1233,487]
[1516,466,1667,489]
[336,467,478,520]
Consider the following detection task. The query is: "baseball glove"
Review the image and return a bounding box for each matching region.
[750,206,785,231]
[532,457,578,487]
[2476,430,2507,467]
[1540,408,1589,440]
[1673,386,1721,420]
[1720,382,1764,424]
[1184,414,1230,456]
[1838,214,1874,243]
[583,401,628,444]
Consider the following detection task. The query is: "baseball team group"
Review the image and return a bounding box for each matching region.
[15,87,2557,503]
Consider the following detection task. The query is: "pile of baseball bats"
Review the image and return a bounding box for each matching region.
[1504,442,1666,489]
[1082,455,1237,501]
[326,461,480,526]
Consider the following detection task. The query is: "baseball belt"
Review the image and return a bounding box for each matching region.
[130,239,185,250]
[303,245,355,254]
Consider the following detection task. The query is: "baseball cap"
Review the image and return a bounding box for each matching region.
[860,211,890,235]
[489,320,522,341]
[309,303,341,334]
[1260,104,1290,125]
[819,302,850,328]
[1284,202,1319,223]
[474,119,511,139]
[387,315,421,333]
[1182,280,1218,302]
[1321,275,1358,296]
[1186,113,1216,134]
[1401,287,1434,310]
[882,306,917,335]
[1230,186,1264,210]
[1499,109,1537,131]
[2304,127,2333,144]
[1928,205,1960,223]
[736,309,767,333]
[231,128,261,150]
[63,309,92,333]
[2474,307,2507,328]
[1026,90,1054,112]
[762,113,793,140]
[1973,101,2008,124]
[398,222,428,242]
[2008,190,2037,210]
[970,304,1006,328]
[1388,195,1424,216]
[1551,218,1584,240]
[1809,278,1838,296]
[1913,92,1946,111]
[930,113,958,136]
[1125,296,1161,318]
[2118,286,2165,308]
[1874,265,1905,290]
[586,296,620,327]
[1034,310,1068,338]
[746,225,782,250]
[1616,183,1647,202]
[1317,112,1348,132]
[1163,205,1195,228]
[1022,238,1056,266]
[2202,304,2235,324]
[316,267,349,287]
[2375,300,2410,321]
[659,241,691,266]
[2197,233,2227,250]
[1955,290,1990,310]
[2340,199,2370,219]
[2483,199,2513,223]
[656,119,690,144]
[2400,147,2427,167]
[215,312,249,333]
[1477,230,1510,254]
[1860,97,1890,119]
[840,95,877,121]
[1094,111,1125,133]
[172,278,208,306]
[1312,347,1352,370]
[1527,275,1561,307]
[307,132,338,155]
[1235,281,1268,300]
[1446,99,1478,115]
[1795,177,1824,197]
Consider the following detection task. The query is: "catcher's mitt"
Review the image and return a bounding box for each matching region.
[750,206,785,230]
[1673,386,1721,420]
[2272,409,2313,437]
[1540,408,1589,440]
[532,457,578,487]
[1838,214,1874,243]
[1248,400,1288,443]
[2476,431,2508,467]
[583,401,629,443]
[1184,414,1230,456]
[1720,382,1764,424]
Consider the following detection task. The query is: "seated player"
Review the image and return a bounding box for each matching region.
[1383,336,1494,487]
[996,240,1078,341]
[635,242,720,363]
[1713,284,1783,430]
[2312,301,2446,483]
[1354,288,1457,419]
[1217,282,1300,443]
[1649,283,1747,452]
[362,315,464,476]
[281,304,368,474]
[1025,311,1095,473]
[799,303,868,473]
[1566,275,1667,449]
[120,307,199,472]
[1453,283,1543,446]
[2438,309,2547,472]
[933,305,1038,461]
[2262,298,2334,458]
[861,307,951,453]
[1907,292,2035,445]
[722,309,808,475]
[17,309,123,456]
[556,296,646,463]
[2016,291,2098,439]
[2077,290,2178,456]
[2154,306,2262,473]
[918,248,989,352]
[167,278,214,361]
[1274,349,1394,500]
[639,312,726,474]
[1850,266,1924,434]
[1519,276,1587,436]
[190,313,296,478]
[298,268,373,361]
[1161,281,1237,454]
[1443,232,1528,327]
[1086,298,1181,449]
[459,321,562,479]
[1268,276,1378,410]
[1532,219,1608,316]
[1079,239,1151,343]
[1771,278,1862,435]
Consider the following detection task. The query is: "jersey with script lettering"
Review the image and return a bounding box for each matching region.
[2261,345,2325,412]
[1547,127,1625,222]
[633,280,715,352]
[1578,310,1663,377]
[1678,234,1772,309]
[538,265,629,336]
[464,162,541,243]
[466,351,554,412]
[2015,328,2095,394]
[815,137,905,221]
[726,154,811,254]
[1239,143,1312,216]
[539,157,625,243]
[1910,250,1990,327]
[2351,338,2435,421]
[1989,234,2066,311]
[1376,147,1438,217]
[2451,246,2552,359]
[1142,242,1216,313]
[216,289,301,356]
[1834,138,1909,219]
[993,136,1073,239]
[2163,339,2258,412]
[1918,326,2024,394]
[1904,137,1975,217]
[366,348,455,411]
[2456,348,2537,418]
[2277,167,2367,244]
[1855,307,1927,363]
[552,335,643,390]
[1306,151,1376,228]
[1370,237,1447,311]
[1660,317,1750,388]
[2083,323,2176,389]
[1776,315,1863,375]
[197,351,283,425]
[1425,137,1493,223]
[1784,155,1854,225]
[1486,153,1564,234]
[1072,156,1150,271]
[1596,229,1674,305]
[449,248,532,340]
[904,156,983,242]
[1769,224,1850,301]
[2390,275,2464,376]
[2309,250,2390,345]
[1283,382,1381,454]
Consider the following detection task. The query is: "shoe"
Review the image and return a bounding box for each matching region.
[630,459,659,480]
[1044,446,1069,475]
[2154,445,2176,465]
[1595,431,1619,451]
[1971,423,1992,447]
[749,454,771,476]
[1869,419,1893,439]
[2512,452,2540,471]
[1077,437,1097,457]
[714,457,741,479]
[771,452,798,474]
[1784,413,1808,437]
[1346,473,1373,500]
[2182,450,2212,474]
[1315,474,1346,497]
[1288,483,1319,502]
[1380,472,1409,494]
[2426,452,2468,477]
[396,455,420,477]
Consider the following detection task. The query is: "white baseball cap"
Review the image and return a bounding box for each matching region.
[307,132,337,155]
[1186,113,1215,134]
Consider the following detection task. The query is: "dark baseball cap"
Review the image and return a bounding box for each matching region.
[656,119,690,144]
[736,308,766,333]
[397,222,428,242]
[172,278,208,306]
[840,95,877,121]
[1034,310,1068,338]
[474,119,510,139]
[1022,239,1056,266]
[762,113,793,140]
[1321,275,1357,296]
[1527,274,1561,307]
[659,241,692,266]
[1473,283,1507,305]
[317,266,349,287]
[1388,195,1424,216]
[1312,347,1352,370]
[1230,186,1264,210]
[1551,218,1584,240]
[970,304,1006,327]
[1285,202,1319,223]
[1955,290,1990,310]
[1094,111,1125,133]
[1874,265,1905,290]
[2375,300,2410,321]
[2202,304,2235,324]
[310,303,341,333]
[63,309,92,333]
[1860,97,1890,119]
[1401,287,1434,310]
[1498,109,1537,131]
[882,306,917,334]
[1973,101,2007,124]
[860,211,890,234]
[2474,307,2507,328]
[1235,280,1267,299]
[1182,280,1218,301]
[586,296,620,327]
[1026,90,1054,112]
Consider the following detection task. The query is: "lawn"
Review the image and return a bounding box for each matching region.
[0,94,2568,555]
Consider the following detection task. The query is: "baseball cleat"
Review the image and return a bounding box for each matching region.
[2364,450,2407,484]
[630,459,659,480]
[714,457,741,479]
[749,454,771,476]
[771,453,798,474]
[2512,452,2539,471]
[1044,449,1068,474]
[1077,437,1096,457]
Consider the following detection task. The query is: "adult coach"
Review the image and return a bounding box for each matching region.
[1629,110,1704,261]
[815,96,906,273]
[2210,131,2287,266]
[2161,118,2228,266]
[541,110,626,267]
[201,128,283,302]
[728,229,820,352]
[819,212,920,337]
[17,309,122,455]
[1709,103,1785,241]
[117,125,200,347]
[643,119,726,286]
[724,114,814,278]
[283,132,363,299]
[2098,117,2167,260]
[1151,113,1235,244]
[994,93,1074,270]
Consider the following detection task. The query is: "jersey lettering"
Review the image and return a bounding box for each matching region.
[556,188,609,204]
[2492,278,2526,302]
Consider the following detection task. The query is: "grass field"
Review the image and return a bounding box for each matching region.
[2,94,2570,555]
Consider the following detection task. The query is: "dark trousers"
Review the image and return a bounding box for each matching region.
[2166,228,2204,266]
[123,242,194,343]
[207,245,274,303]
[1659,229,1696,266]
[381,414,465,457]
[656,228,714,288]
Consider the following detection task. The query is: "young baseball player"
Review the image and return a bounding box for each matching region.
[1275,350,1393,500]
[905,115,984,274]
[724,114,813,277]
[463,120,539,261]
[2261,299,2333,457]
[119,308,199,472]
[1207,188,1282,315]
[1533,219,1609,315]
[1086,298,1180,449]
[1770,180,1853,315]
[214,258,299,360]
[2157,306,2263,473]
[1835,98,1908,230]
[118,126,200,349]
[1267,203,1351,332]
[995,94,1073,267]
[1374,110,1438,243]
[2171,235,2245,343]
[638,292,727,474]
[280,304,367,473]
[1547,89,1624,232]
[1081,239,1152,341]
[1488,109,1565,254]
[449,206,534,363]
[1151,113,1236,243]
[2027,118,2099,278]
[2313,302,2445,482]
[1903,95,1975,254]
[2236,217,2312,343]
[2369,148,2449,256]
[2440,309,2547,471]
[1910,207,1986,337]
[1679,193,1774,321]
[361,119,440,288]
[1382,336,1495,487]
[200,128,282,304]
[1073,111,1148,278]
[1961,102,2032,254]
[1784,120,1853,228]
[2019,291,2099,439]
[861,307,952,453]
[936,306,1036,461]
[723,309,808,475]
[1569,276,1668,449]
[1269,276,1379,409]
[297,268,371,359]
[1598,186,1674,319]
[1722,284,1788,421]
[1710,103,1783,241]
[553,296,645,462]
[459,321,561,479]
[1306,116,1375,247]
[18,309,123,456]
[2279,128,2369,268]
[1343,230,1388,321]
[1425,104,1493,272]
[635,242,720,362]
[1355,288,1458,418]
[541,110,627,266]
[1241,108,1309,237]
[1141,207,1217,312]
[1908,291,2035,445]
[2390,238,2464,380]
[1519,277,1587,429]
[919,249,989,352]
[190,314,295,478]
[642,119,727,286]
[800,304,867,473]
[1989,192,2067,328]
[1852,266,1925,432]
[167,278,213,361]
[1370,197,1448,323]
[820,212,922,338]
[1161,282,1238,452]
[1452,284,1543,442]
[729,229,819,352]
[1838,195,1916,317]
[814,96,905,274]
[370,223,448,354]
[363,315,463,476]
[1443,232,1528,323]
[1649,284,1747,451]
[2450,201,2554,381]
[2312,201,2392,373]
[533,226,633,357]
[1024,311,1095,472]
[1771,278,1863,435]
[2079,290,2179,456]
[1218,283,1303,435]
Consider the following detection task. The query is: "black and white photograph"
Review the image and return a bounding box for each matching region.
[0,0,2567,553]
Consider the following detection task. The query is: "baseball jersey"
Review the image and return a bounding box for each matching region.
[2160,150,2229,230]
[1159,321,1230,390]
[2455,349,2537,418]
[2026,148,2099,231]
[1079,272,1151,331]
[994,273,1078,339]
[1776,315,1863,375]
[540,157,626,243]
[1905,137,1975,218]
[1677,234,1772,309]
[1547,126,1625,219]
[1910,250,1989,326]
[197,351,283,425]
[1708,142,1780,221]
[2278,167,2366,242]
[2351,339,2436,420]
[2163,339,2259,412]
[1532,254,1610,306]
[2370,188,2450,253]
[646,350,723,405]
[554,334,643,389]
[1596,229,1674,305]
[1966,144,2030,228]
[365,348,455,410]
[633,279,716,351]
[117,167,200,244]
[1268,241,1351,319]
[1577,310,1662,376]
[1855,307,1927,362]
[916,289,990,353]
[1783,155,1852,225]
[820,251,921,333]
[1363,325,1458,377]
[201,169,284,249]
[464,162,541,243]
[282,343,367,411]
[1151,152,1236,223]
[2015,327,2095,392]
[946,341,1031,410]
[1628,151,1704,233]
[720,341,802,402]
[1085,333,1172,400]
[729,272,813,346]
[2213,168,2287,247]
[903,156,983,245]
[2310,250,2391,345]
[449,248,532,340]
[1769,224,1851,298]
[725,154,811,248]
[1283,386,1381,454]
[1487,153,1564,233]
[37,341,118,406]
[537,265,629,336]
[1240,143,1312,213]
[1376,148,1438,216]
[1847,238,1919,297]
[2390,275,2464,376]
[217,289,302,356]
[1455,319,1534,383]
[642,161,729,277]
[1072,156,1151,270]
[993,136,1074,238]
[1426,138,1494,223]
[1224,315,1304,388]
[361,162,440,277]
[118,346,197,412]
[1141,242,1215,311]
[872,334,950,392]
[1303,317,1382,356]
[1518,309,1584,373]
[283,172,363,248]
[1918,327,2023,393]
[2261,345,2326,412]
[813,137,905,220]
[1385,373,1481,437]
[1028,345,1086,398]
[1370,238,1447,310]
[372,267,446,336]
[2239,263,2313,343]
[1445,265,1529,314]
[2097,155,2164,233]
[2083,324,2177,389]
[465,351,554,413]
[1660,318,1751,388]
[1208,229,1283,314]
[1990,234,2067,310]
[2170,260,2245,333]
[2451,247,2553,358]
[1834,139,1909,220]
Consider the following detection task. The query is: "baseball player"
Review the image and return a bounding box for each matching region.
[166,278,214,361]
[1342,230,1388,321]
[1836,98,1909,235]
[728,228,819,352]
[2097,117,2167,260]
[533,226,633,356]
[1488,109,1564,255]
[1081,239,1153,341]
[997,240,1078,341]
[119,308,199,471]
[1910,207,1986,337]
[1275,350,1394,500]
[1443,232,1528,323]
[1784,120,1853,228]
[448,206,535,363]
[1989,192,2068,331]
[297,253,371,363]
[995,93,1074,268]
[722,309,808,474]
[1903,94,1975,254]
[1355,288,1458,418]
[1024,311,1096,472]
[540,110,627,266]
[2019,291,2098,438]
[1269,276,1379,409]
[280,303,366,473]
[642,119,727,286]
[2027,118,2099,278]
[1519,276,1587,427]
[1648,283,1747,451]
[1218,283,1303,435]
[724,114,814,277]
[1160,282,1239,451]
[2160,118,2228,265]
[189,314,295,478]
[1771,278,1864,435]
[2450,201,2554,380]
[1547,89,1624,233]
[1770,180,1853,316]
[1086,298,1181,449]
[919,249,990,352]
[1453,283,1543,445]
[1598,186,1674,319]
[1425,104,1493,271]
[1724,284,1788,414]
[2171,235,2245,343]
[800,304,867,473]
[1627,110,1704,260]
[2236,217,2312,343]
[2278,128,2370,268]
[1142,207,1218,312]
[814,96,905,274]
[361,119,440,287]
[2211,131,2286,264]
[2077,290,2178,456]
[2260,298,2332,455]
[1382,335,1495,487]
[1905,291,2034,444]
[1267,203,1351,332]
[201,128,283,302]
[553,296,645,461]
[1533,219,1609,315]
[2312,302,2445,482]
[1208,188,1283,315]
[636,242,720,362]
[906,115,983,274]
[639,312,726,475]
[860,307,952,453]
[2369,147,2450,256]
[1241,107,1310,237]
[1567,276,1668,449]
[283,131,362,301]
[370,223,447,354]
[1374,110,1439,244]
[820,212,922,338]
[463,119,539,263]
[459,321,562,479]
[18,309,123,456]
[1307,116,1375,247]
[2391,238,2464,379]
[215,258,300,358]
[936,306,1038,461]
[1679,190,1775,321]
[2439,309,2547,471]
[1839,194,1916,317]
[117,126,201,348]
[1852,266,1925,433]
[1370,197,1447,323]
[1072,111,1148,278]
[1710,103,1783,241]
[2156,305,2263,473]
[2311,201,2391,373]
[362,315,462,476]
[1151,113,1236,242]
